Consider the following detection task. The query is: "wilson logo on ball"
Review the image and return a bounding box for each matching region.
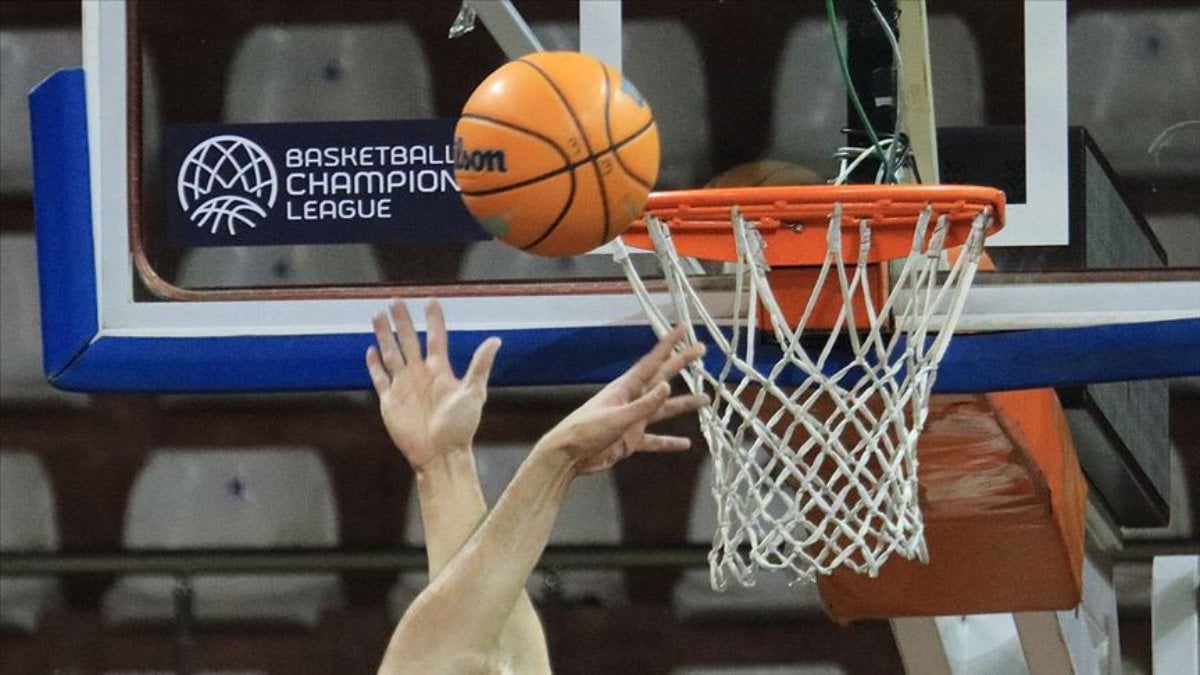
[454,51,660,257]
[454,137,508,173]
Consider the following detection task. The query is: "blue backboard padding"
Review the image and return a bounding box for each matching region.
[931,318,1200,392]
[47,319,1200,393]
[28,68,98,380]
[48,326,665,393]
[27,68,1199,394]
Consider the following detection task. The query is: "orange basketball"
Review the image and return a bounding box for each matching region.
[454,51,660,257]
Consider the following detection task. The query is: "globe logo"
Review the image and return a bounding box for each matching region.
[177,135,278,236]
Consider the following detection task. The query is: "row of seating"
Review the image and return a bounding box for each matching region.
[2,11,1195,295]
[4,9,1195,197]
[0,447,823,634]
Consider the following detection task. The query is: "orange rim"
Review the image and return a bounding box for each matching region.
[622,184,1006,265]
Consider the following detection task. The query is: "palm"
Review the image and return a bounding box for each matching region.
[567,377,651,474]
[380,364,479,467]
[367,301,500,471]
[537,328,708,475]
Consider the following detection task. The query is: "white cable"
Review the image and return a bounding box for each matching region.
[868,0,905,183]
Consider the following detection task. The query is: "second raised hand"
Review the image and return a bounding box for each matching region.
[365,300,501,471]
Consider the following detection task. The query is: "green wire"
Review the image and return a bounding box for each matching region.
[825,0,888,164]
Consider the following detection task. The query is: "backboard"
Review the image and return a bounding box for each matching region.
[8,3,1196,669]
[29,0,1197,396]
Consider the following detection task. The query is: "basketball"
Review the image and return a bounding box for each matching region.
[705,160,823,188]
[454,51,660,257]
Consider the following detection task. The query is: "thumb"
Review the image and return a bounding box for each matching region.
[464,337,502,388]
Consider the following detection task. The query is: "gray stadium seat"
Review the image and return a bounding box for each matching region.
[103,448,343,627]
[671,665,847,675]
[224,22,433,123]
[0,233,89,405]
[0,450,62,632]
[390,442,625,616]
[175,243,385,288]
[766,19,847,180]
[1069,8,1200,175]
[768,15,984,179]
[0,28,80,195]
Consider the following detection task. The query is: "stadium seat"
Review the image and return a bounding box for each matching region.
[224,22,433,123]
[175,243,385,288]
[104,671,265,675]
[0,451,61,632]
[671,456,824,618]
[768,14,984,179]
[390,442,625,616]
[0,233,89,405]
[1,31,87,403]
[457,240,639,281]
[765,19,847,180]
[1069,8,1200,175]
[139,51,163,185]
[103,448,343,627]
[926,14,986,128]
[0,28,80,196]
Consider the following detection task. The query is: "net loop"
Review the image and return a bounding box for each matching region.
[616,188,1000,587]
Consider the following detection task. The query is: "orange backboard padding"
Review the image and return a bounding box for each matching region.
[816,389,1087,624]
[761,265,889,332]
[621,184,1005,265]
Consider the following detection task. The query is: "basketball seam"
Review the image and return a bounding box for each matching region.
[456,129,651,198]
[608,120,657,191]
[456,113,572,197]
[600,62,618,245]
[515,57,612,251]
[456,112,575,249]
[600,63,655,214]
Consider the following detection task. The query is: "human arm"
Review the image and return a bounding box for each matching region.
[367,300,549,673]
[377,325,707,674]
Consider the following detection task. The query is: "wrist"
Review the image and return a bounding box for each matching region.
[413,444,476,481]
[529,440,579,481]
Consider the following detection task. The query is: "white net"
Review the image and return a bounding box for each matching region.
[616,203,992,588]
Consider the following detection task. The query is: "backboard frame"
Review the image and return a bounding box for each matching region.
[28,0,1200,393]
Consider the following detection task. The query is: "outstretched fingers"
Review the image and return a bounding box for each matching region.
[463,337,502,390]
[655,341,706,385]
[651,392,710,423]
[372,311,404,374]
[365,346,391,397]
[616,387,701,454]
[626,325,689,386]
[638,433,693,453]
[424,300,448,364]
[613,380,672,429]
[388,301,423,366]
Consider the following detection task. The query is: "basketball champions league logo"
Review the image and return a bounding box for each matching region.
[177,135,279,237]
[165,120,487,248]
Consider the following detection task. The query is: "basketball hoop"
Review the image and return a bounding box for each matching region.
[615,184,1004,588]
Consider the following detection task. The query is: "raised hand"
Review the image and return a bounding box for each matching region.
[534,325,708,475]
[366,300,500,472]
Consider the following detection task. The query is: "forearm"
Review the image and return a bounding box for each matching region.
[405,447,552,674]
[380,446,573,674]
[412,448,487,577]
